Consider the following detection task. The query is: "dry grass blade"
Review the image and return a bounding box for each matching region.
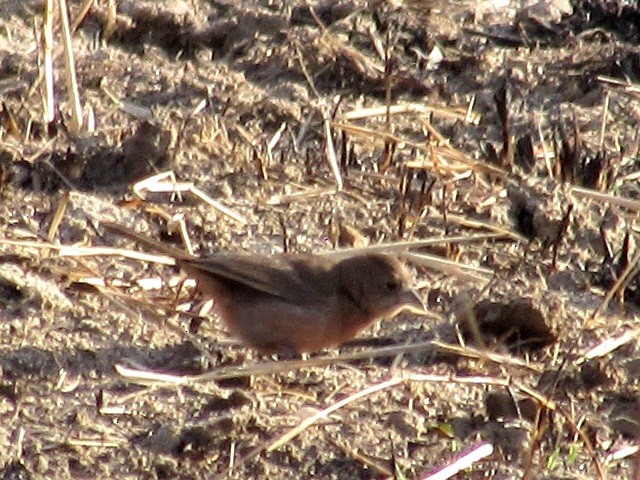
[597,74,640,94]
[420,442,494,480]
[339,102,480,124]
[58,0,83,133]
[402,251,493,282]
[309,5,384,82]
[551,404,606,480]
[592,247,640,319]
[405,373,556,410]
[327,232,509,257]
[266,377,401,452]
[331,121,402,148]
[266,121,287,166]
[599,91,609,150]
[409,142,508,177]
[115,364,188,386]
[423,213,527,242]
[101,83,154,119]
[27,0,93,100]
[0,262,74,311]
[333,121,507,178]
[47,190,70,242]
[266,186,338,205]
[115,341,440,387]
[431,341,544,373]
[57,246,176,265]
[578,330,640,363]
[42,0,55,123]
[330,437,393,477]
[72,0,95,31]
[571,185,640,211]
[215,377,401,478]
[323,114,343,190]
[131,170,248,225]
[0,237,177,265]
[190,184,248,225]
[606,444,640,462]
[66,439,122,448]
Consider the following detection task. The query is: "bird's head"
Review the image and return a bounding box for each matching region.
[337,253,424,320]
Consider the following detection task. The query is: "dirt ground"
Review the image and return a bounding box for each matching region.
[2,0,640,478]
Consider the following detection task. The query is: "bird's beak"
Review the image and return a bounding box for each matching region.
[399,289,425,313]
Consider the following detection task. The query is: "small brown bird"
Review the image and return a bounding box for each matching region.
[105,224,423,354]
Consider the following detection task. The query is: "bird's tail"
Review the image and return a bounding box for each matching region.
[102,222,195,260]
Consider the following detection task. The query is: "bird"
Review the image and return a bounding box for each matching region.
[104,223,424,354]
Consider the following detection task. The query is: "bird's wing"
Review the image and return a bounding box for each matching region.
[180,254,336,303]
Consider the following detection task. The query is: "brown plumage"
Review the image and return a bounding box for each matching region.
[105,223,423,354]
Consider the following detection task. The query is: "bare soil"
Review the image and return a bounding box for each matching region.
[2,0,640,478]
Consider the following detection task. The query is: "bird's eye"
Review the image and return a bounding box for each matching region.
[384,281,399,293]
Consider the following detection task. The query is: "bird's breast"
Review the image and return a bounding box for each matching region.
[215,295,368,354]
